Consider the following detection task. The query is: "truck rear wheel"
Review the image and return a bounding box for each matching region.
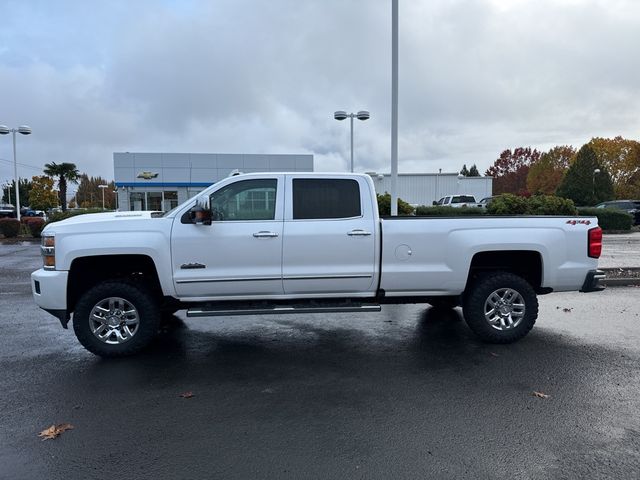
[73,280,160,357]
[462,272,538,343]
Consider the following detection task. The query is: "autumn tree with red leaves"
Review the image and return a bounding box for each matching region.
[485,147,541,195]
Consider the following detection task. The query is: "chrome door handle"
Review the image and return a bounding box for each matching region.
[253,231,279,238]
[347,229,372,236]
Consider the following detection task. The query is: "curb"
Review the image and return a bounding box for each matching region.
[600,268,640,287]
[601,278,640,287]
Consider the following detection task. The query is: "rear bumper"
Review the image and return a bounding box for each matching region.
[580,269,606,293]
[31,269,70,327]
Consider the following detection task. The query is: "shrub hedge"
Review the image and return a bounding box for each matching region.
[46,208,105,225]
[486,194,578,216]
[377,193,415,216]
[415,206,485,216]
[22,217,45,238]
[0,218,21,238]
[577,208,632,231]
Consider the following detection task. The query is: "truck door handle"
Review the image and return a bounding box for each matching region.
[253,231,279,238]
[347,229,372,236]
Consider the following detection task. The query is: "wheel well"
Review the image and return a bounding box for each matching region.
[466,250,543,291]
[67,255,162,313]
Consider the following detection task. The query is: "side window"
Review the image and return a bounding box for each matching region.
[210,179,277,221]
[293,179,361,219]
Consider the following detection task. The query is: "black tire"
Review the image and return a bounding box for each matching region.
[73,280,160,357]
[428,296,460,309]
[462,271,538,344]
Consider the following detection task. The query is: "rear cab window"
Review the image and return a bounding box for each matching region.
[291,178,361,219]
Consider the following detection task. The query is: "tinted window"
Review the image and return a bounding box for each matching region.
[210,179,277,221]
[451,196,476,203]
[293,179,361,219]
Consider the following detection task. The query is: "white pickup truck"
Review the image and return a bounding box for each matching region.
[433,195,480,208]
[31,173,604,357]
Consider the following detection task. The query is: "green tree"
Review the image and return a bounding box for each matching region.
[556,145,614,206]
[28,176,59,210]
[2,178,32,207]
[526,145,576,195]
[43,162,80,211]
[459,164,480,177]
[74,174,115,209]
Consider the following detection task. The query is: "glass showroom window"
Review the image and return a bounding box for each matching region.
[147,192,163,211]
[163,191,178,211]
[129,192,145,211]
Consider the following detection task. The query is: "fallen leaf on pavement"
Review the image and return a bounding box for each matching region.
[38,423,74,440]
[562,308,572,313]
[532,391,550,399]
[179,391,194,399]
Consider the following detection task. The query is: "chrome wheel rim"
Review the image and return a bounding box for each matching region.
[484,288,526,331]
[89,297,140,344]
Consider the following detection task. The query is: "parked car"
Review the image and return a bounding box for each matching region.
[32,173,604,357]
[478,196,497,209]
[595,200,640,225]
[0,204,16,218]
[433,195,479,208]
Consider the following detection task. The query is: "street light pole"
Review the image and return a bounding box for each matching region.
[593,168,601,198]
[98,184,108,210]
[0,125,32,221]
[390,0,399,216]
[334,110,370,172]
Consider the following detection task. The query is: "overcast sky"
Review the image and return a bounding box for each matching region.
[1,0,639,183]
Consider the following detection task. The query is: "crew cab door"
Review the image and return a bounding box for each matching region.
[282,176,377,295]
[171,176,284,298]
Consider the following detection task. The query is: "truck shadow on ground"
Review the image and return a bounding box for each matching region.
[75,305,626,394]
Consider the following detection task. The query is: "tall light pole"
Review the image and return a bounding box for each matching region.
[390,0,399,216]
[593,168,601,199]
[98,184,108,210]
[334,110,370,172]
[0,125,32,221]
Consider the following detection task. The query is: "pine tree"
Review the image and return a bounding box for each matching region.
[556,145,614,206]
[468,164,480,176]
[460,164,470,176]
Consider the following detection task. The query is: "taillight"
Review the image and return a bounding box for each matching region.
[588,227,602,259]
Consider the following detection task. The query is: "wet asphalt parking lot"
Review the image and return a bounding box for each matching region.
[1,242,639,479]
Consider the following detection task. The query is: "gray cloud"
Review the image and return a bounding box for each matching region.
[1,0,639,183]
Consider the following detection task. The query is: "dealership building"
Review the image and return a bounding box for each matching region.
[113,152,491,211]
[114,152,314,211]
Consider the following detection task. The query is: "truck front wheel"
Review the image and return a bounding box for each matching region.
[463,272,538,343]
[73,280,160,357]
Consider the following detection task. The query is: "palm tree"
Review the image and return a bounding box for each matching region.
[43,162,80,211]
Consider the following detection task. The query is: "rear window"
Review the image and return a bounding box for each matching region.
[293,179,361,219]
[452,196,476,203]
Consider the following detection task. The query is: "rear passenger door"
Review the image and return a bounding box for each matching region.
[282,176,376,295]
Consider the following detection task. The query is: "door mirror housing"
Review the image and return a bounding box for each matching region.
[191,195,212,225]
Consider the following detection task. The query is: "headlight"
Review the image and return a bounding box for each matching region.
[41,233,56,270]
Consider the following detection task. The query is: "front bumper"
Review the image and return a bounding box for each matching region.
[580,269,606,293]
[31,269,70,328]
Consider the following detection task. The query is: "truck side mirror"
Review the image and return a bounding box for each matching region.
[191,195,212,225]
[432,201,437,206]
